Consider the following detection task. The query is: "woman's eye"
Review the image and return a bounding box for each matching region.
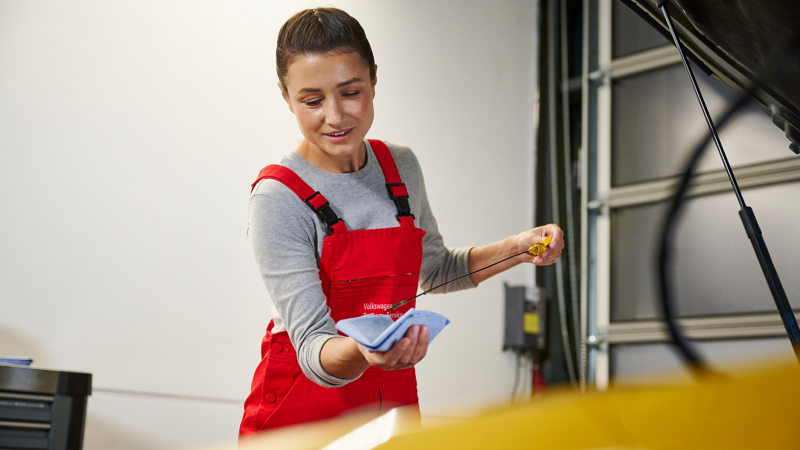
[304,99,322,107]
[343,91,360,97]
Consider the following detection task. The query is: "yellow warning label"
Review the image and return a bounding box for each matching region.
[523,312,540,334]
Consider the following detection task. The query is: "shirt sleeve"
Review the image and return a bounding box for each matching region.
[248,188,360,387]
[399,148,478,294]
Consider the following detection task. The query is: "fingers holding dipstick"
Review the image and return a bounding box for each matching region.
[528,236,553,256]
[524,223,565,266]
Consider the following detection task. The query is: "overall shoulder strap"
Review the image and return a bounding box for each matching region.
[251,165,347,234]
[367,140,415,227]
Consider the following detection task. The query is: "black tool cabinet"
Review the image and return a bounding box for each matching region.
[0,365,91,450]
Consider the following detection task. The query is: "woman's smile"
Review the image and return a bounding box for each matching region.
[324,127,354,142]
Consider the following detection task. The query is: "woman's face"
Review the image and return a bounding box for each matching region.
[282,51,376,171]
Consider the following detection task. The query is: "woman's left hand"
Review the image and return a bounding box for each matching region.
[512,223,565,266]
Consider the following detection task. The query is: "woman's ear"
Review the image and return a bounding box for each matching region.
[371,65,378,98]
[280,83,295,114]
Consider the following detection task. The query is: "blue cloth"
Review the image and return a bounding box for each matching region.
[0,357,33,367]
[335,308,450,352]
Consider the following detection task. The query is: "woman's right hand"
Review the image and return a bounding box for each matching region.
[357,324,430,371]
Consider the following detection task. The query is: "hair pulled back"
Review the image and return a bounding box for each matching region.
[276,8,376,92]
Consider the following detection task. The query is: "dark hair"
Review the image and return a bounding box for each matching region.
[276,8,376,92]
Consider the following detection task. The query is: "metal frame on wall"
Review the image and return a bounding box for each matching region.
[539,0,800,390]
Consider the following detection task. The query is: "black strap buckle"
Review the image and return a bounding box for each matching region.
[386,183,409,199]
[316,206,341,227]
[304,191,343,230]
[325,217,344,233]
[393,197,414,220]
[385,183,414,220]
[303,191,325,210]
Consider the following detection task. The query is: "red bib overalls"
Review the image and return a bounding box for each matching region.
[239,140,425,436]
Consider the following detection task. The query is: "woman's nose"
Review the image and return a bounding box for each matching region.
[324,98,345,126]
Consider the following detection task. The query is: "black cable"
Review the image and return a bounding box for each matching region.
[657,93,751,372]
[389,249,531,311]
[656,0,800,372]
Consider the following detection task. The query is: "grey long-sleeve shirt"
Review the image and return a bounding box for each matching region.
[248,140,476,387]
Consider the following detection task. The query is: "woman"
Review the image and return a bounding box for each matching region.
[240,7,563,436]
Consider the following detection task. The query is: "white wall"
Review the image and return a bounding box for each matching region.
[0,1,538,448]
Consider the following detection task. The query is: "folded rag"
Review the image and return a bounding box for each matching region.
[335,308,450,352]
[0,357,33,367]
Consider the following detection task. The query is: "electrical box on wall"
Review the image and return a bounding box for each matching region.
[503,284,547,353]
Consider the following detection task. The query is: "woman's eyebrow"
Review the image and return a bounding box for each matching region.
[298,87,322,94]
[297,78,362,94]
[337,77,362,88]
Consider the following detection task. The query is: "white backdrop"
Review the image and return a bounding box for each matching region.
[0,1,538,448]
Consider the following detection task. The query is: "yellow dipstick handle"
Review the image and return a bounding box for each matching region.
[528,236,553,256]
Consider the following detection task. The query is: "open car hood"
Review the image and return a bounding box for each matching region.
[619,0,800,154]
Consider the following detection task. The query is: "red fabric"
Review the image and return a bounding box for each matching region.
[240,141,425,436]
[329,220,347,235]
[251,165,316,198]
[251,164,347,233]
[388,184,409,198]
[239,329,420,433]
[533,365,546,394]
[368,139,403,186]
[306,193,327,210]
[398,215,415,228]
